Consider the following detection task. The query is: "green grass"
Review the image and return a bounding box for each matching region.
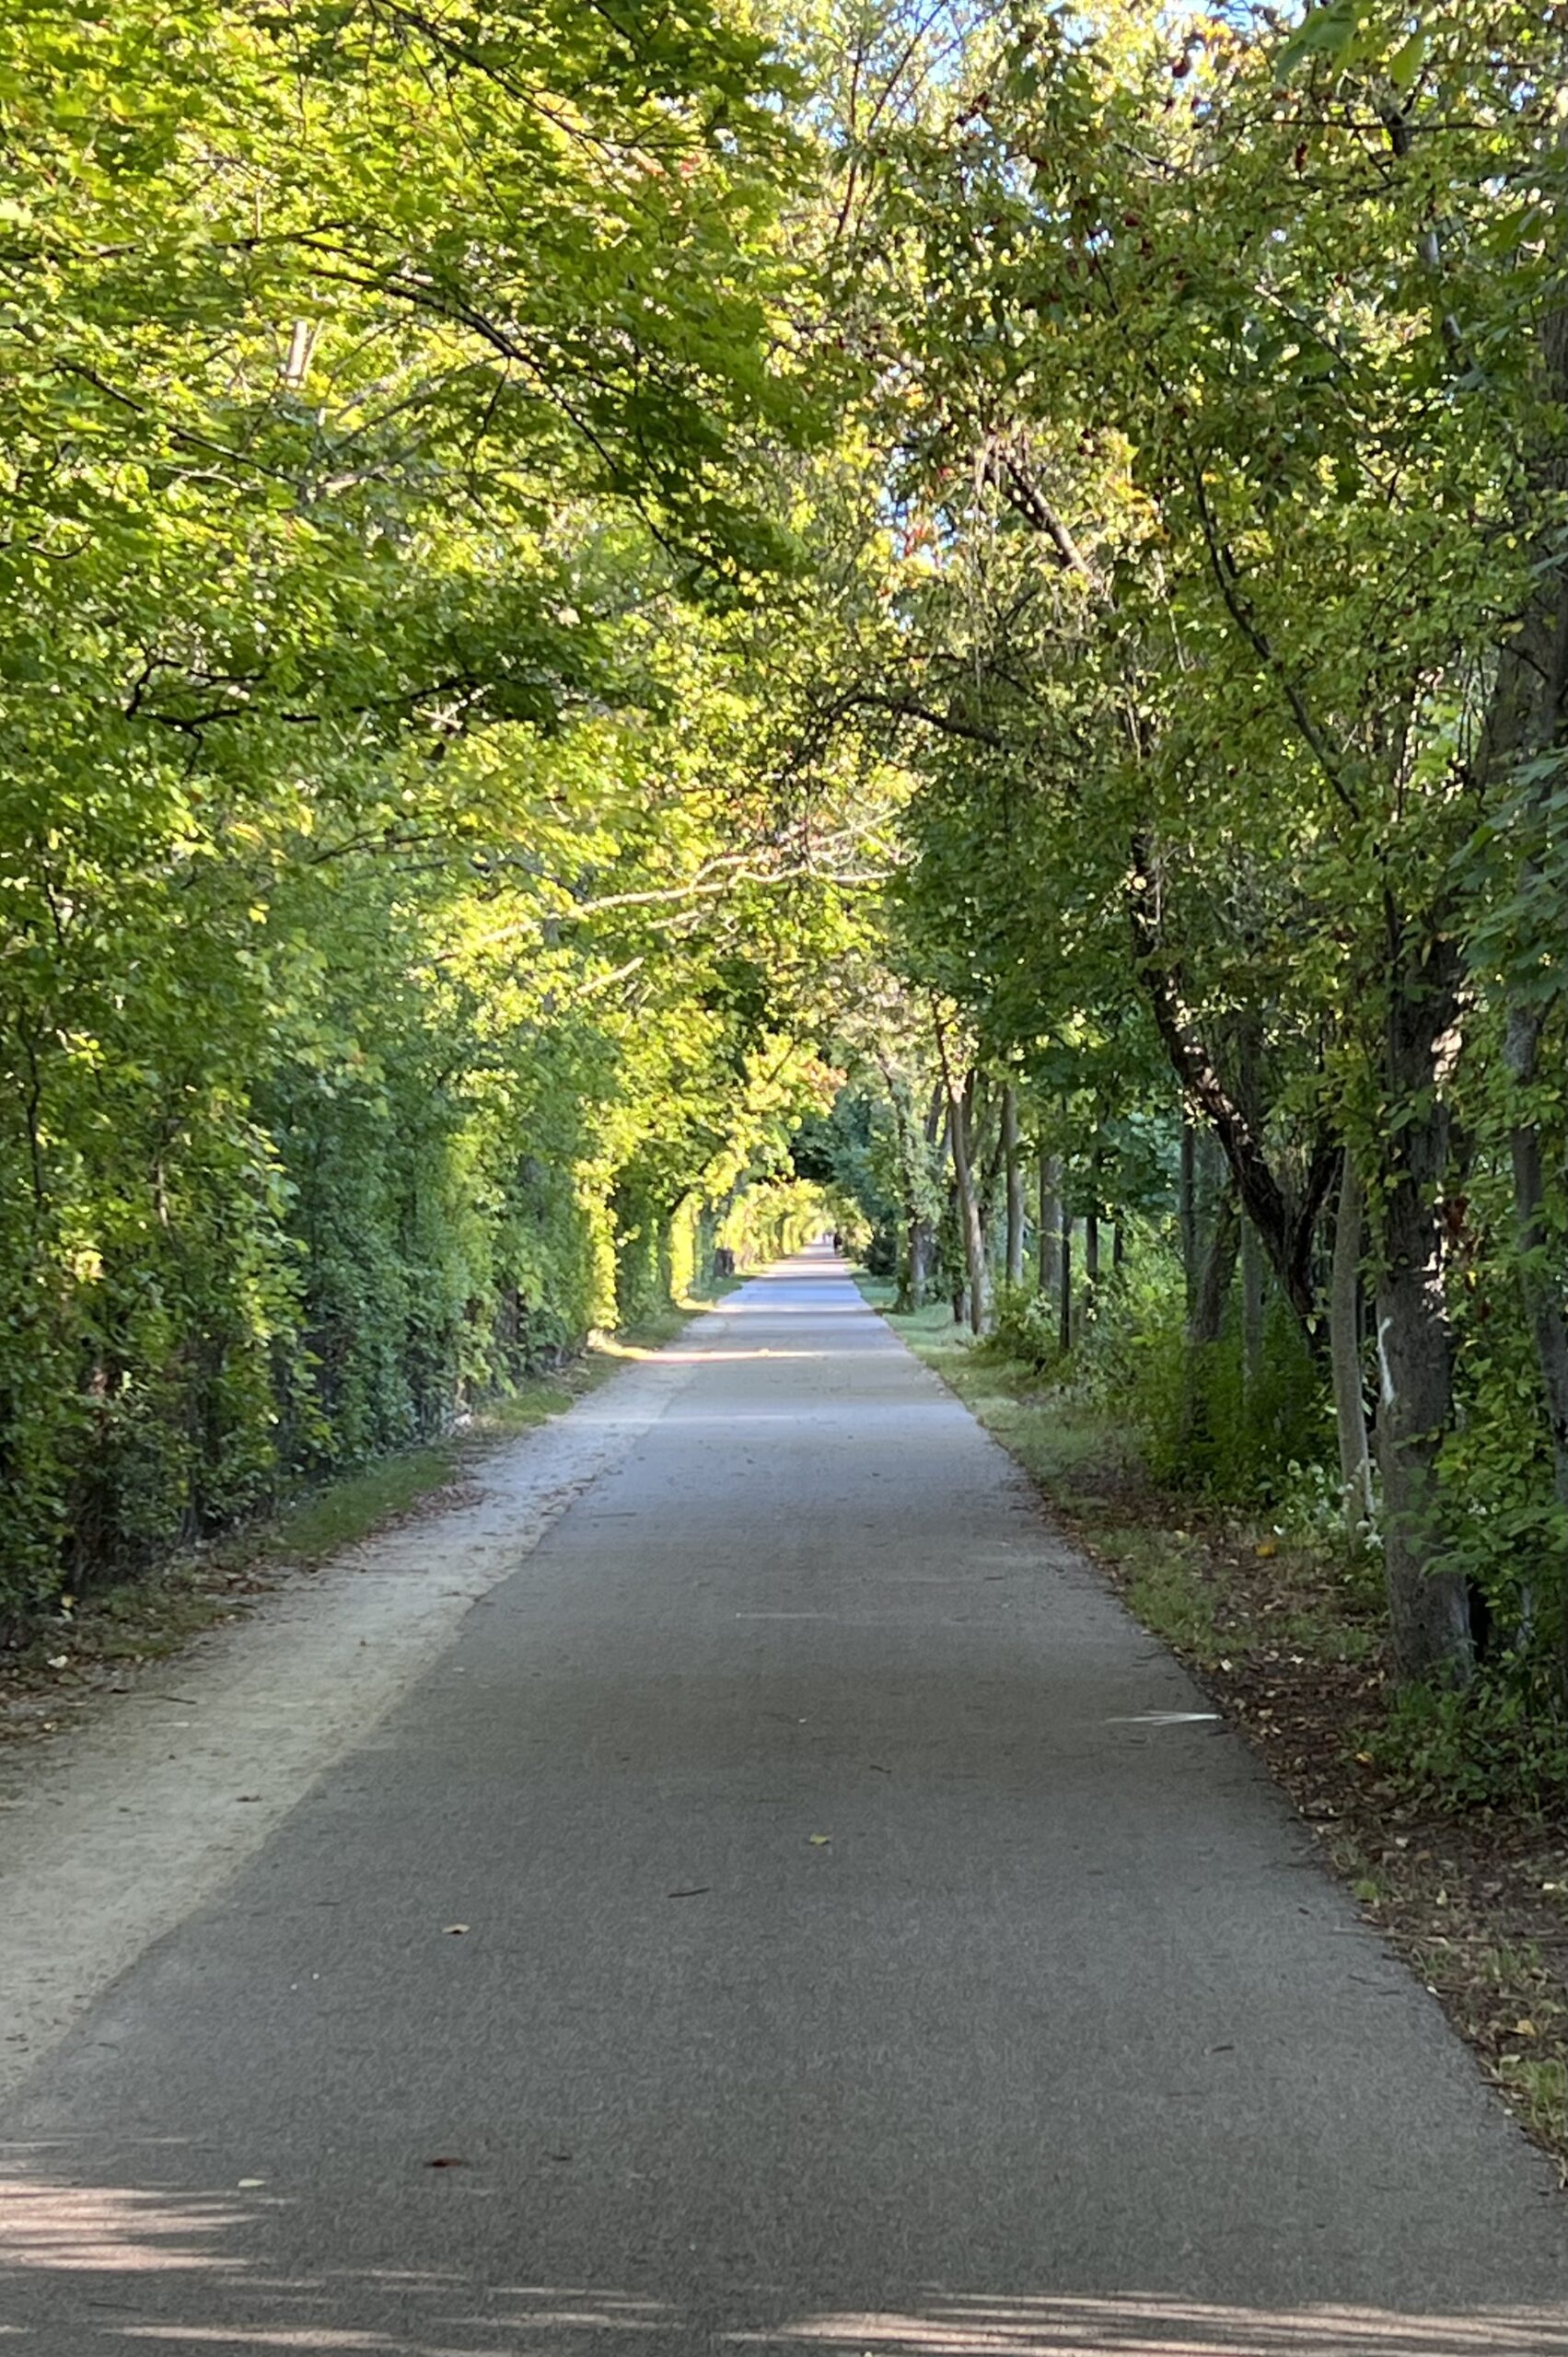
[259,1440,470,1568]
[1496,2054,1568,2153]
[1121,1532,1225,1664]
[261,1278,740,1570]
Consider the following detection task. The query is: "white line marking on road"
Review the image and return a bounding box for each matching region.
[1104,1712,1221,1725]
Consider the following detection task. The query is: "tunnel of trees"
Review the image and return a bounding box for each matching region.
[1,2,1563,1773]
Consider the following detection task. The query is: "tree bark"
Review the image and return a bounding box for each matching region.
[881,1059,922,1314]
[1181,1180,1237,1460]
[1059,1219,1073,1354]
[1036,1148,1062,1299]
[1373,922,1474,1687]
[1464,212,1568,1685]
[1240,1214,1265,1406]
[1129,849,1335,1341]
[1505,1006,1568,1504]
[1192,1187,1238,1349]
[1179,1118,1199,1318]
[1330,1151,1376,1536]
[974,1088,1005,1280]
[935,1011,991,1337]
[900,1081,946,1313]
[1003,1086,1026,1287]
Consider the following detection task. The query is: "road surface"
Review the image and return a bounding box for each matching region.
[0,1248,1562,2355]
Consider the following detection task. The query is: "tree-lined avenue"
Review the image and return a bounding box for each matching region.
[0,1249,1561,2353]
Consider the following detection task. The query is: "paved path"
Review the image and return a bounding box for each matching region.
[0,1249,1562,2355]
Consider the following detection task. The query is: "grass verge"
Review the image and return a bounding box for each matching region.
[861,1275,1568,2177]
[0,1280,739,1747]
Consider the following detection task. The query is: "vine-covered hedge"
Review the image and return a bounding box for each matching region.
[0,992,750,1620]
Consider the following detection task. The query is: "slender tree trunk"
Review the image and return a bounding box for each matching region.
[881,1060,921,1314]
[1179,1118,1199,1319]
[1084,1210,1099,1286]
[975,1089,1005,1282]
[1240,1215,1265,1406]
[1237,1016,1266,1409]
[1462,227,1567,1682]
[905,1083,945,1312]
[1504,1004,1568,1701]
[1192,1188,1238,1349]
[1059,1219,1073,1354]
[1373,923,1473,1687]
[1330,1152,1376,1536]
[958,1073,992,1335]
[1131,869,1334,1341]
[1036,1149,1062,1299]
[1003,1086,1025,1287]
[1180,1182,1237,1460]
[934,1010,991,1337]
[1112,1223,1125,1271]
[1504,1006,1568,1504]
[904,1223,930,1313]
[1181,1138,1230,1446]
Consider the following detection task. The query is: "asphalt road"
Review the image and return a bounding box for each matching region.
[1,1248,1562,2356]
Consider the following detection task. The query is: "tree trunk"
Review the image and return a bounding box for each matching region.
[1240,1214,1265,1406]
[1003,1087,1026,1287]
[1180,1182,1237,1460]
[1237,1013,1266,1407]
[882,1061,921,1314]
[975,1089,1005,1283]
[1330,1151,1376,1537]
[900,1082,946,1313]
[1130,861,1334,1341]
[1192,1188,1238,1349]
[905,1224,930,1311]
[1504,1006,1568,1504]
[1504,1003,1568,1700]
[956,1070,991,1335]
[1373,923,1473,1688]
[1084,1210,1099,1286]
[1036,1149,1062,1299]
[1059,1220,1073,1354]
[934,1010,991,1338]
[1179,1118,1199,1318]
[1464,228,1568,1683]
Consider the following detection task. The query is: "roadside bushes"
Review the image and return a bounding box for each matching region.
[0,912,805,1619]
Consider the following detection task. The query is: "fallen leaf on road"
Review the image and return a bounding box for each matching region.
[668,1887,711,1898]
[807,1833,830,1847]
[443,1923,470,1935]
[237,2178,266,2189]
[1514,2019,1539,2038]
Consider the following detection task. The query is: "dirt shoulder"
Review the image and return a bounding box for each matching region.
[0,1291,730,1753]
[0,1292,731,2098]
[863,1280,1568,2180]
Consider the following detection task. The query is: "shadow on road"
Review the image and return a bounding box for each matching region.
[1,2165,1563,2354]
